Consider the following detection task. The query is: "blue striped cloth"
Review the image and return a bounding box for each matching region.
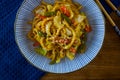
[0,0,119,80]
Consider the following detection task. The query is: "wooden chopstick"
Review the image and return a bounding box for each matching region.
[95,0,115,26]
[95,0,120,37]
[105,0,120,17]
[105,0,117,11]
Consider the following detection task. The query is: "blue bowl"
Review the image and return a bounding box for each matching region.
[14,0,105,73]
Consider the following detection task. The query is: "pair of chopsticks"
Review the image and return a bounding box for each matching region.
[105,0,120,16]
[95,0,120,37]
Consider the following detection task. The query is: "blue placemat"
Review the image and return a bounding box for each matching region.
[100,0,120,14]
[0,0,120,80]
[0,0,45,80]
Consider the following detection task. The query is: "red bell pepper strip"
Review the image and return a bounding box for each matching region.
[35,13,46,20]
[60,6,70,17]
[70,47,76,53]
[33,41,40,47]
[85,25,92,32]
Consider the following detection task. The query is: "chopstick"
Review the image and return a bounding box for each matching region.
[105,0,120,17]
[95,0,120,37]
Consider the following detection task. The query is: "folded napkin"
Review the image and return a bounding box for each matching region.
[0,0,120,80]
[0,0,45,80]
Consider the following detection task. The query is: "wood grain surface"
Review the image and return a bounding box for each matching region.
[40,7,120,80]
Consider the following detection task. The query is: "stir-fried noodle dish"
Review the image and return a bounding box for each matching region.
[27,0,92,64]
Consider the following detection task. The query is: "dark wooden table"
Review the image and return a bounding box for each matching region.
[40,7,120,80]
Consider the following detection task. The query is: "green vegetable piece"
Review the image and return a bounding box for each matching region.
[80,12,85,16]
[49,60,56,65]
[34,47,47,56]
[38,31,46,37]
[77,42,86,53]
[61,14,71,25]
[45,12,56,17]
[56,58,61,63]
[66,52,75,60]
[77,31,87,53]
[49,52,59,65]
